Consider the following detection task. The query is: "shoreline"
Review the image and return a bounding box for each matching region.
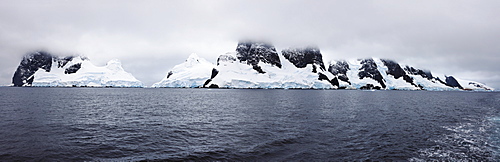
[1,86,495,92]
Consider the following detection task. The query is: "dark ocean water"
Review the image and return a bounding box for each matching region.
[0,88,498,161]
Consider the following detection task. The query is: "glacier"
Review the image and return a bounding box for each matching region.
[153,41,493,91]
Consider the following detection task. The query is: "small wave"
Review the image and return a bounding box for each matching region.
[233,136,306,160]
[410,117,499,161]
[489,117,500,121]
[242,137,300,154]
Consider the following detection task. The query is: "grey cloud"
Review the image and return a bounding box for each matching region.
[1,0,499,88]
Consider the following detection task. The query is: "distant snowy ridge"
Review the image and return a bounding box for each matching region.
[12,51,144,87]
[153,41,493,91]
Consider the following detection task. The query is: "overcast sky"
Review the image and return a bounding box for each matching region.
[1,0,499,88]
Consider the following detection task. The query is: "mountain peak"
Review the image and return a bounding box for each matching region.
[182,53,212,68]
[187,53,201,60]
[282,47,325,72]
[235,41,282,71]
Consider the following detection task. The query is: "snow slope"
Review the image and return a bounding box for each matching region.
[152,52,335,89]
[151,53,215,88]
[152,42,493,91]
[330,58,493,91]
[207,52,334,89]
[32,56,144,87]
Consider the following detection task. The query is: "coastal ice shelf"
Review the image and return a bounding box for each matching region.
[153,41,493,91]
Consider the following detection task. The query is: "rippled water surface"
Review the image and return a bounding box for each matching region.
[0,88,498,161]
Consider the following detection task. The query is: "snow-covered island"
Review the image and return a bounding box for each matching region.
[153,41,493,91]
[12,51,144,87]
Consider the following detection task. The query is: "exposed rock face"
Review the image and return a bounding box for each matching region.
[381,59,416,87]
[328,60,350,84]
[12,51,55,86]
[64,63,81,74]
[317,72,337,87]
[13,51,143,87]
[210,68,219,79]
[208,84,219,88]
[12,51,91,86]
[381,59,405,79]
[358,58,386,88]
[403,65,463,89]
[166,71,173,79]
[331,77,340,87]
[444,76,463,89]
[12,51,94,87]
[360,84,381,90]
[280,47,338,87]
[204,68,219,87]
[468,82,491,90]
[282,47,325,72]
[153,41,492,91]
[57,56,74,68]
[236,41,282,73]
[217,54,237,65]
[404,66,433,80]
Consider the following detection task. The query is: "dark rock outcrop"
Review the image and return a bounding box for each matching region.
[203,68,220,87]
[332,77,340,87]
[252,65,266,74]
[328,60,351,84]
[381,59,405,79]
[208,84,219,88]
[282,47,325,71]
[435,76,463,89]
[381,59,418,88]
[281,47,338,87]
[12,51,54,86]
[318,73,329,82]
[203,79,212,87]
[358,58,386,88]
[469,82,490,90]
[435,77,448,86]
[12,51,83,86]
[64,63,81,74]
[217,54,237,66]
[403,65,465,89]
[317,72,340,88]
[236,41,282,73]
[404,66,433,80]
[166,71,173,79]
[360,84,381,90]
[444,76,463,89]
[210,68,219,79]
[57,56,74,68]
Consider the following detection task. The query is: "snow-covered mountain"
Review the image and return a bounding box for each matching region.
[12,51,144,87]
[153,41,493,91]
[151,53,215,88]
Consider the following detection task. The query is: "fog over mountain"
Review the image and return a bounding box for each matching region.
[1,0,499,88]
